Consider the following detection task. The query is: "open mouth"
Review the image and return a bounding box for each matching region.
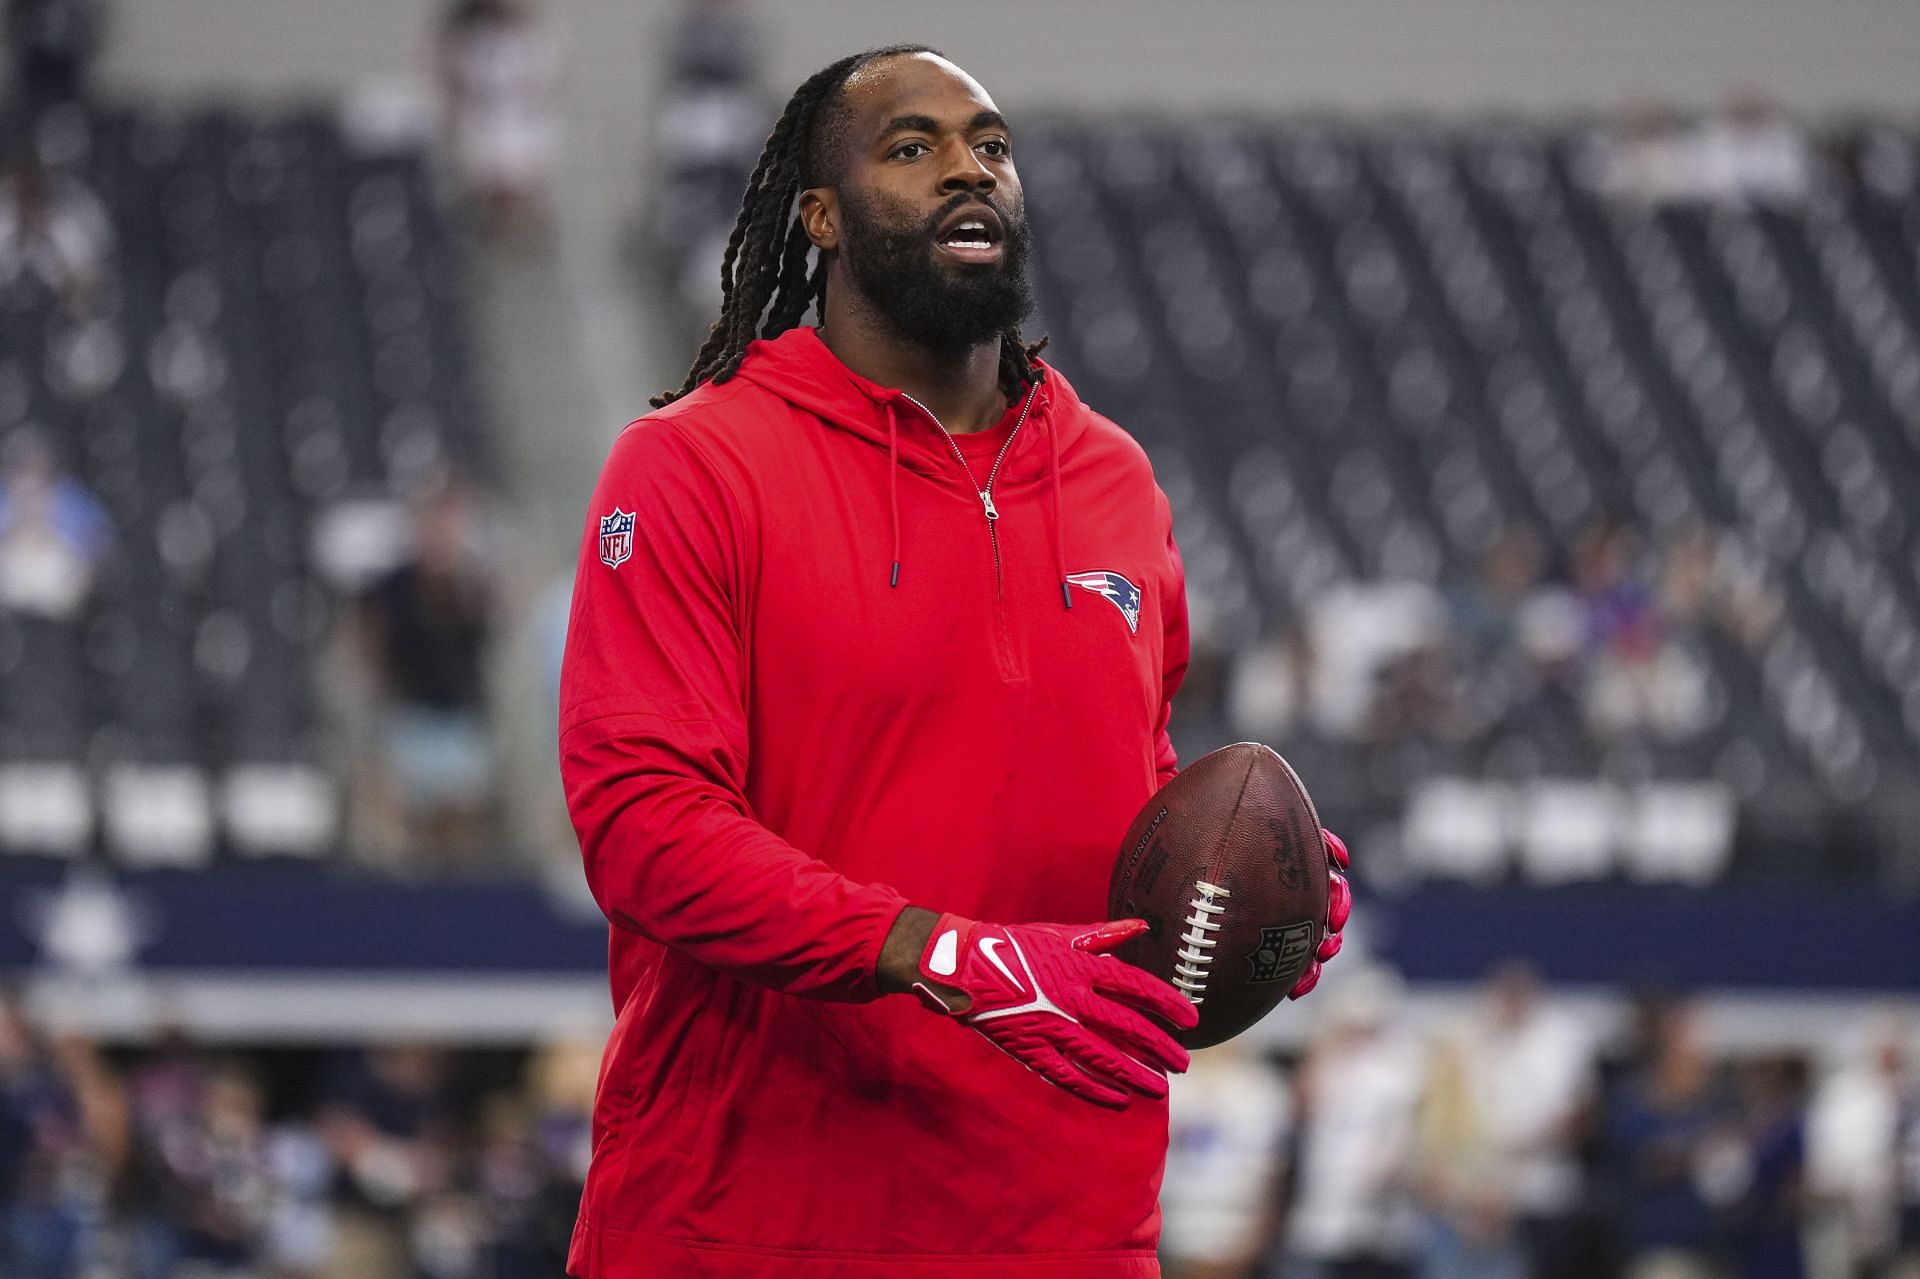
[934,206,1005,264]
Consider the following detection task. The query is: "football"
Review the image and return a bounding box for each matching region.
[1107,743,1329,1049]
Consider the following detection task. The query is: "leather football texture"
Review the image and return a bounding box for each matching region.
[1107,742,1329,1049]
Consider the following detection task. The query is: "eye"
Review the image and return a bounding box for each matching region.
[890,140,930,160]
[978,137,1011,158]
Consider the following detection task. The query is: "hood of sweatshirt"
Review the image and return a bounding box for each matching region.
[732,325,1094,607]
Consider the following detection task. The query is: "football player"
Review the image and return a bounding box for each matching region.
[560,45,1350,1278]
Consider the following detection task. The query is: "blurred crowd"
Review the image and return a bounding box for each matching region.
[1163,967,1920,1279]
[10,975,1915,1279]
[0,995,595,1279]
[2,0,519,869]
[1220,521,1780,766]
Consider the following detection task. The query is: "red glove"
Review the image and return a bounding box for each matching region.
[913,914,1199,1110]
[1288,829,1353,1001]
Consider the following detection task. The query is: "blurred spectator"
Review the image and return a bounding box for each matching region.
[1227,621,1313,743]
[134,1059,331,1276]
[645,0,772,321]
[522,1034,594,1191]
[1407,962,1594,1279]
[0,995,69,1277]
[471,1090,569,1278]
[1279,967,1426,1279]
[1657,527,1781,652]
[1727,1055,1809,1279]
[0,146,113,313]
[1691,95,1811,205]
[1807,1011,1915,1279]
[0,425,110,622]
[1161,1040,1292,1279]
[126,1026,203,1142]
[435,0,561,237]
[0,998,130,1279]
[1454,962,1594,1279]
[472,1035,595,1278]
[1592,98,1810,206]
[1603,995,1740,1279]
[354,481,499,866]
[1413,1036,1526,1279]
[1446,528,1546,675]
[1498,569,1592,770]
[1306,581,1446,742]
[1573,522,1710,741]
[1369,639,1455,748]
[1574,523,1658,688]
[318,1043,462,1276]
[1437,528,1580,764]
[5,0,102,120]
[120,1025,203,1274]
[1592,103,1694,203]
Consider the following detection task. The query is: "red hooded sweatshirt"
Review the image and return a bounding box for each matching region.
[559,325,1189,1278]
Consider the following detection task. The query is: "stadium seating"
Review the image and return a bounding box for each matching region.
[1016,114,1920,886]
[9,104,1918,888]
[0,104,489,861]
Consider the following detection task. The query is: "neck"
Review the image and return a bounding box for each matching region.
[817,279,1010,434]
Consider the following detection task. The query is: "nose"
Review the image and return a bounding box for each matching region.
[938,139,996,196]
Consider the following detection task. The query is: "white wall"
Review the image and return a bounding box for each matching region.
[104,0,1920,115]
[101,0,443,95]
[97,0,665,218]
[762,0,1920,117]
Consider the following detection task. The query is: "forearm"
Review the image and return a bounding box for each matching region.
[565,716,908,1000]
[876,905,940,994]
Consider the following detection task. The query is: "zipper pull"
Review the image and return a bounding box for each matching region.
[980,490,999,521]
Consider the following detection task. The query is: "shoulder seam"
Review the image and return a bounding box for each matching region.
[618,408,756,541]
[561,707,727,742]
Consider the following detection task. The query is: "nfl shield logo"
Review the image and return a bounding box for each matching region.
[599,509,635,569]
[1248,922,1315,984]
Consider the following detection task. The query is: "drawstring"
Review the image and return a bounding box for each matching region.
[883,379,1066,609]
[1048,396,1070,611]
[886,401,901,588]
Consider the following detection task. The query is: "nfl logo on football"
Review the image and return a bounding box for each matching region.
[599,509,635,569]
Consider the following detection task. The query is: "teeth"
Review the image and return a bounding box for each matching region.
[943,218,993,250]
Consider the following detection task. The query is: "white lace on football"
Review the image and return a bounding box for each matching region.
[1172,881,1229,1003]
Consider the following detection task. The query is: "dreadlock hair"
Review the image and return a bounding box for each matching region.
[651,44,1048,409]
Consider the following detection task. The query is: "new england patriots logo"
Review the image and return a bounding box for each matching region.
[1066,570,1142,634]
[599,508,634,569]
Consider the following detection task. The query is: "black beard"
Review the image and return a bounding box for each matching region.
[836,188,1035,353]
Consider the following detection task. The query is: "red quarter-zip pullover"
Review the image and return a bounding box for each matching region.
[559,326,1189,1277]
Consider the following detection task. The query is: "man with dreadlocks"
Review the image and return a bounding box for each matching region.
[558,45,1349,1278]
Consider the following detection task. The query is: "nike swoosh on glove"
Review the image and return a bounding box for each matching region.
[913,914,1200,1110]
[1287,829,1353,1002]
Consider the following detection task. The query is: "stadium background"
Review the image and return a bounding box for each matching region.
[2,1,1918,1276]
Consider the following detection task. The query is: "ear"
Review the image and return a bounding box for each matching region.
[798,187,839,251]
